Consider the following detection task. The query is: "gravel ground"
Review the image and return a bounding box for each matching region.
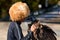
[0,22,60,40]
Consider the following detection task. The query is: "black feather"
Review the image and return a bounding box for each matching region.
[28,20,57,40]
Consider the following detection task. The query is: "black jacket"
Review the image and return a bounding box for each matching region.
[7,22,33,40]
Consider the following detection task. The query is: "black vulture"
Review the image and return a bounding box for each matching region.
[28,20,57,40]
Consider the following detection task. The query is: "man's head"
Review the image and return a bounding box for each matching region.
[9,2,30,22]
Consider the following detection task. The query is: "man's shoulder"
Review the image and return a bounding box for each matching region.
[9,22,16,30]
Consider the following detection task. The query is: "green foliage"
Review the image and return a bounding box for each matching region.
[48,0,58,5]
[24,0,40,12]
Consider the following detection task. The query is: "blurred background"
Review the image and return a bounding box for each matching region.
[0,0,60,40]
[0,0,60,22]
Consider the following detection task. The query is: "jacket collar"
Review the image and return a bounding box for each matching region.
[16,21,21,26]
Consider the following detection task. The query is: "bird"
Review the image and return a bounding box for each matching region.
[28,19,57,40]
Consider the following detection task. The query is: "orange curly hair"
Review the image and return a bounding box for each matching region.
[9,2,30,21]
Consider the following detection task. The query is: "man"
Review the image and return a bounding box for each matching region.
[7,2,38,40]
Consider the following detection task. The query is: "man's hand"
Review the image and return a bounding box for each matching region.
[30,24,37,32]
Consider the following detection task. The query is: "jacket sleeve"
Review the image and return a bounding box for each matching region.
[14,22,33,40]
[7,24,14,40]
[20,31,33,40]
[7,22,33,40]
[13,27,33,40]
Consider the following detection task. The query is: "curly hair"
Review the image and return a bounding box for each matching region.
[9,2,30,21]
